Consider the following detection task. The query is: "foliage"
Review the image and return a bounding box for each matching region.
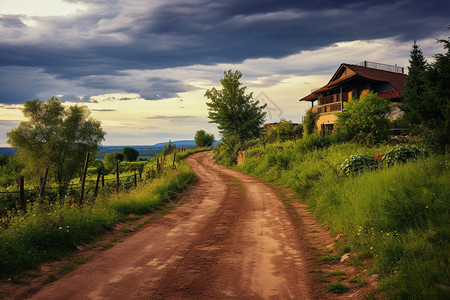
[162,140,176,156]
[0,155,23,187]
[194,130,215,148]
[336,92,391,144]
[205,70,267,146]
[402,39,428,126]
[6,97,105,184]
[338,154,377,176]
[122,147,139,162]
[303,109,318,135]
[113,152,124,162]
[103,153,117,172]
[381,145,423,166]
[0,158,195,277]
[403,33,450,152]
[263,119,303,142]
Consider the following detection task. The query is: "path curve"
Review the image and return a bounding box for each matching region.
[30,152,321,299]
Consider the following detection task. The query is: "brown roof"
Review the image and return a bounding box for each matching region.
[299,63,406,101]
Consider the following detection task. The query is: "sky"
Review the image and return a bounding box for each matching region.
[0,0,448,146]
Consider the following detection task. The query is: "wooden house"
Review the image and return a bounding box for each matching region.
[299,61,406,134]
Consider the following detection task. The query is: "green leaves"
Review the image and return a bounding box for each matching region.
[7,97,106,184]
[205,70,267,145]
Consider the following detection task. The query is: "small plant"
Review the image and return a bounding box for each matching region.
[338,154,377,176]
[381,145,423,166]
[325,282,350,294]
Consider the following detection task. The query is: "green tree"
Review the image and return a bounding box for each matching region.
[194,130,215,147]
[205,70,267,147]
[7,97,105,184]
[336,92,391,144]
[122,147,139,162]
[113,152,124,162]
[402,39,428,125]
[303,109,318,135]
[104,153,116,172]
[264,119,303,142]
[162,140,175,156]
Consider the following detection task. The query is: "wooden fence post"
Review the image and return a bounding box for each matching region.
[102,175,105,187]
[94,170,101,198]
[18,176,26,211]
[79,152,90,205]
[116,161,120,192]
[172,151,176,168]
[134,171,137,187]
[39,167,49,199]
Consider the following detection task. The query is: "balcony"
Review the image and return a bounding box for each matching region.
[317,102,342,114]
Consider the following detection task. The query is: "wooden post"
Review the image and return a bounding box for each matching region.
[39,167,49,199]
[79,152,90,205]
[102,175,105,187]
[172,151,176,168]
[134,171,137,187]
[18,176,26,211]
[94,170,101,198]
[116,161,120,192]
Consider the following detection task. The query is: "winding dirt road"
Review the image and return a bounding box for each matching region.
[30,152,325,299]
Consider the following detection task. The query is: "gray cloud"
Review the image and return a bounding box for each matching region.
[0,0,448,104]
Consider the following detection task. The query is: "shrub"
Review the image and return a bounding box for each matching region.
[338,154,377,176]
[381,145,423,166]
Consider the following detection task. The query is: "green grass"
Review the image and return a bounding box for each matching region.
[0,156,197,278]
[236,138,450,299]
[325,282,349,294]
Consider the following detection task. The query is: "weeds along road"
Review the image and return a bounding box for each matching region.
[31,152,323,300]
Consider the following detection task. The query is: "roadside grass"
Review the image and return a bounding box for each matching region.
[0,153,198,278]
[237,137,450,299]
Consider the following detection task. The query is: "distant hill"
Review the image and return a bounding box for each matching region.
[0,140,215,160]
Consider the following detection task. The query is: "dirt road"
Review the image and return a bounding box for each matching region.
[30,152,324,299]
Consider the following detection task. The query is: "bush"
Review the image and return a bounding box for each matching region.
[381,145,423,166]
[338,154,377,176]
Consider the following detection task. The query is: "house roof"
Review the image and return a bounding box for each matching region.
[299,63,406,101]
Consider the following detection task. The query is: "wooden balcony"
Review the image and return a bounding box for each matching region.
[317,102,342,114]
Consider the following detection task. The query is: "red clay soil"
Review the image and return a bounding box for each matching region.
[4,152,378,299]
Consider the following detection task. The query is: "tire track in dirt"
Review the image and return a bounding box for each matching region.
[29,152,326,299]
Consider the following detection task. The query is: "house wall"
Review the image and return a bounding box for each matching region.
[316,113,338,130]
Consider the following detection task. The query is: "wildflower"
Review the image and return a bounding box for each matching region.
[370,246,373,250]
[426,206,429,209]
[387,233,389,236]
[59,227,62,230]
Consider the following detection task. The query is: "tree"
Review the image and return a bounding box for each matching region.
[104,153,116,172]
[264,119,303,142]
[7,97,105,184]
[162,140,175,156]
[402,39,428,125]
[303,109,318,135]
[205,70,267,147]
[113,152,124,162]
[194,130,215,147]
[336,92,391,144]
[122,147,139,162]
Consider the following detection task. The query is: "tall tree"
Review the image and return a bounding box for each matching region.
[402,39,428,125]
[7,97,106,184]
[205,70,267,146]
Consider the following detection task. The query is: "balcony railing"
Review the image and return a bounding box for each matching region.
[317,102,342,114]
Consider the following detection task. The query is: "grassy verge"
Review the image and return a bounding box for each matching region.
[0,158,196,278]
[236,137,449,299]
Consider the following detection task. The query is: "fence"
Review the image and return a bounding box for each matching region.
[0,151,179,216]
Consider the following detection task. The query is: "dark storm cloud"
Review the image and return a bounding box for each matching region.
[0,0,448,104]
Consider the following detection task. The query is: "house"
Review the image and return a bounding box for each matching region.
[299,61,407,134]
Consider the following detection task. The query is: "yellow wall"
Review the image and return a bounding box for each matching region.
[316,113,338,130]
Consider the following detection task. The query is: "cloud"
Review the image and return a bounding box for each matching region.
[90,108,116,112]
[145,115,200,121]
[0,0,448,105]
